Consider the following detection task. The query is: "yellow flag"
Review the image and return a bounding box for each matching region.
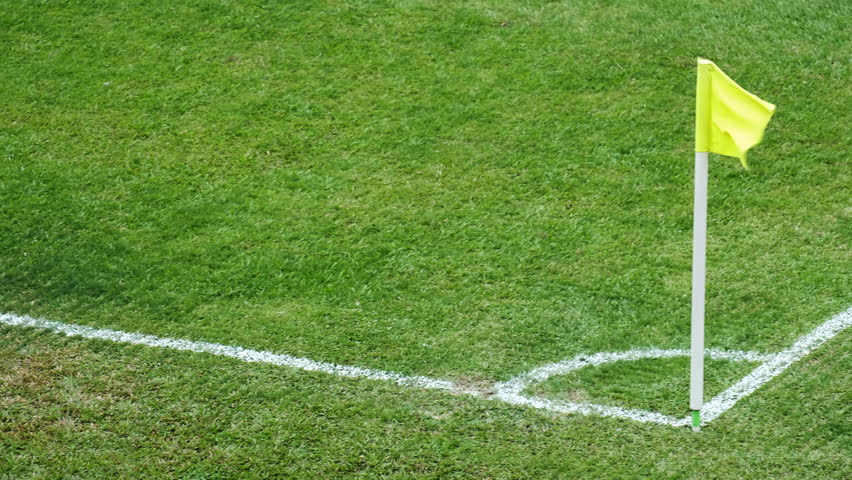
[695,58,776,168]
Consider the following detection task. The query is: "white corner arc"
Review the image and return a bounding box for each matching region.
[1,306,849,428]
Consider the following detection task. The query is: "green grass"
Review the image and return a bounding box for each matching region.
[1,0,850,477]
[2,326,849,478]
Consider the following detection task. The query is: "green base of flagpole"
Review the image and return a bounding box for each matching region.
[692,410,701,432]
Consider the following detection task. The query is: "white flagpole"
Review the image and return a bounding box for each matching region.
[690,151,708,431]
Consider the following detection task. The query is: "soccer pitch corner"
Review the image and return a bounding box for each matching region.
[2,305,849,429]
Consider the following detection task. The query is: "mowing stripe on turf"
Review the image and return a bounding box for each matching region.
[1,306,849,428]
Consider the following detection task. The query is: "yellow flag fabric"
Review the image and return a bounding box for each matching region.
[695,58,776,168]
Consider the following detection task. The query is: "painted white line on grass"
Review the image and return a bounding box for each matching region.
[701,306,852,424]
[0,313,462,394]
[1,307,849,428]
[494,389,690,427]
[491,348,773,427]
[497,347,773,391]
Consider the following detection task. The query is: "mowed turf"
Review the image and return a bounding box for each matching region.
[1,0,850,478]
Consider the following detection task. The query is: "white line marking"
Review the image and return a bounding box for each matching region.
[701,306,852,424]
[491,347,773,427]
[497,347,772,389]
[1,307,849,428]
[494,389,689,427]
[0,313,461,393]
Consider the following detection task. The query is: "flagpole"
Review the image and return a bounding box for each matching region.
[690,58,775,432]
[690,151,708,431]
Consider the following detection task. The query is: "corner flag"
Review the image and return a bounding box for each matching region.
[690,59,775,431]
[695,58,776,168]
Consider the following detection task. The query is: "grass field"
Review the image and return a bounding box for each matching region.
[1,0,850,478]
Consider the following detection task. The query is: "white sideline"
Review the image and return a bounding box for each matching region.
[1,307,850,428]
